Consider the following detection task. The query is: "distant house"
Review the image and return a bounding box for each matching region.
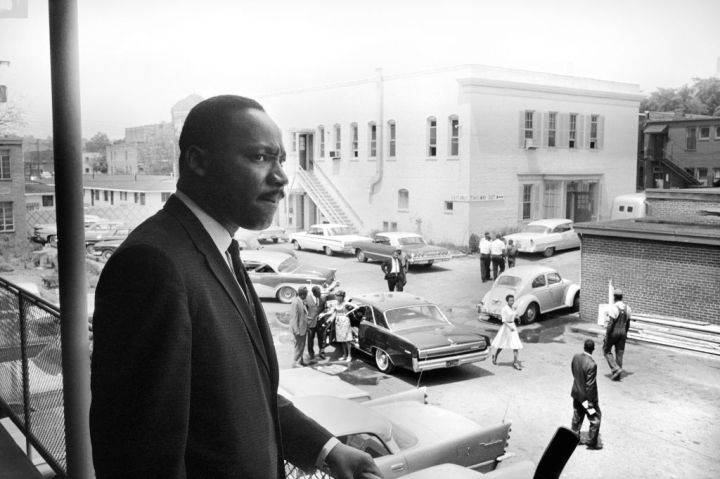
[25,181,56,212]
[639,111,720,189]
[83,174,176,210]
[0,138,28,246]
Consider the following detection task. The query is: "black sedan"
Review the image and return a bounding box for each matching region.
[345,292,491,374]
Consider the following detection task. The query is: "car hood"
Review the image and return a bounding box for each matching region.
[395,323,487,349]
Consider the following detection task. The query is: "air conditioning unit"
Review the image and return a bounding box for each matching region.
[524,138,537,149]
[329,151,340,159]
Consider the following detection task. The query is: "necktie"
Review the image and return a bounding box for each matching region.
[227,239,255,316]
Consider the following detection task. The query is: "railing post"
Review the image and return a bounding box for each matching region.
[17,294,32,460]
[48,1,94,477]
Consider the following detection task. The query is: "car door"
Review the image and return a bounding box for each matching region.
[369,235,393,262]
[545,272,565,309]
[530,274,552,312]
[306,226,324,251]
[354,305,381,353]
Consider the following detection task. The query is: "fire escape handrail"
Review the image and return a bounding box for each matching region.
[302,162,365,230]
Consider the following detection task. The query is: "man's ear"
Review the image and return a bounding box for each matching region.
[185,145,210,176]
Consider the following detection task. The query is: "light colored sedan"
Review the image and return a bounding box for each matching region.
[290,388,512,478]
[478,265,579,324]
[240,250,338,303]
[503,218,580,257]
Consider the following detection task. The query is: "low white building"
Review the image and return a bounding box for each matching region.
[82,175,176,210]
[257,64,642,245]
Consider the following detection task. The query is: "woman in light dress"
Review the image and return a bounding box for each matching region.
[332,290,354,362]
[491,294,523,370]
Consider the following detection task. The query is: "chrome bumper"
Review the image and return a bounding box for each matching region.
[412,349,489,372]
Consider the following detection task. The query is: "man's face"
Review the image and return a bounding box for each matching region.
[202,108,288,231]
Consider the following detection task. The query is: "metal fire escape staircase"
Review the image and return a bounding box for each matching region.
[295,166,364,234]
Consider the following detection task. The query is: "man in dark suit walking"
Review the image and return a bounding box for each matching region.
[381,249,407,291]
[305,286,326,360]
[571,339,602,450]
[90,95,382,479]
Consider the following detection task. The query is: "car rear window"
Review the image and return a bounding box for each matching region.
[397,236,425,245]
[496,276,522,287]
[522,225,550,234]
[384,305,449,331]
[277,257,300,272]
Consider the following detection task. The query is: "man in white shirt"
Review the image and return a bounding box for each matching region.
[479,232,492,282]
[490,233,506,280]
[381,249,407,291]
[603,289,632,381]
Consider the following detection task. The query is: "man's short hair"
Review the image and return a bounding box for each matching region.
[178,95,265,161]
[505,294,514,302]
[584,339,595,353]
[311,285,321,295]
[297,286,308,295]
[613,288,623,300]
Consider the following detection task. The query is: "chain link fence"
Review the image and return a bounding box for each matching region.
[26,205,163,239]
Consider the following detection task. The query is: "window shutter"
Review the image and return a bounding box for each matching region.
[519,111,525,148]
[559,113,569,148]
[597,116,605,150]
[541,112,549,148]
[576,115,585,149]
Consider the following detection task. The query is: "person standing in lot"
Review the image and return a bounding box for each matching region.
[90,95,382,479]
[381,249,407,292]
[603,288,632,381]
[479,232,492,282]
[491,294,523,370]
[571,339,602,450]
[506,239,518,268]
[305,285,326,360]
[333,290,354,362]
[290,286,309,367]
[490,233,506,280]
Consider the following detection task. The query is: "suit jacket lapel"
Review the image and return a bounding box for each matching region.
[164,196,273,375]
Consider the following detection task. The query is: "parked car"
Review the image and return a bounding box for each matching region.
[240,250,338,303]
[290,388,512,477]
[90,238,124,260]
[338,292,490,373]
[257,226,288,243]
[503,218,580,257]
[352,232,451,267]
[29,214,107,244]
[84,223,130,253]
[289,223,372,256]
[478,265,579,325]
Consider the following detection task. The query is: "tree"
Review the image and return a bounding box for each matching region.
[692,77,720,117]
[85,132,111,172]
[0,101,26,136]
[640,77,720,116]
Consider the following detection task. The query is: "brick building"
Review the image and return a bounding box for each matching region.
[574,188,720,326]
[0,138,27,247]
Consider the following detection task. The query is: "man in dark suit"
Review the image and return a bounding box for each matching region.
[381,249,407,291]
[290,286,309,367]
[305,286,326,360]
[90,95,382,479]
[570,339,602,450]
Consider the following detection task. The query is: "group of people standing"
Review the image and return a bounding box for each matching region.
[479,231,518,282]
[289,287,355,367]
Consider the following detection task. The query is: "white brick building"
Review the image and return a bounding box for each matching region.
[259,64,642,245]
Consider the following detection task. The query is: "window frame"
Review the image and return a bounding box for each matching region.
[568,114,578,149]
[686,127,697,151]
[318,125,325,158]
[448,115,459,157]
[589,114,599,149]
[351,122,359,159]
[427,117,437,158]
[368,122,377,158]
[0,150,10,180]
[699,126,710,141]
[334,124,342,156]
[398,189,409,211]
[547,112,557,148]
[0,201,14,232]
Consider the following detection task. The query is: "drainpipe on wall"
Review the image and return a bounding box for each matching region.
[368,67,384,197]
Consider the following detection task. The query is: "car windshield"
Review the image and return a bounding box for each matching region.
[327,226,352,236]
[277,257,300,272]
[384,305,449,331]
[496,276,522,288]
[522,225,550,234]
[397,236,425,245]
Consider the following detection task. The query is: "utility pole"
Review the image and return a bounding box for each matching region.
[36,139,40,177]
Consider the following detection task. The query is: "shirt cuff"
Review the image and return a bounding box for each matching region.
[316,437,342,469]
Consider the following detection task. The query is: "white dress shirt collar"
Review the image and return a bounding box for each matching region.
[175,190,233,259]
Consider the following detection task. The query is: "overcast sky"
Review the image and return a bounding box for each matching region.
[1,0,719,140]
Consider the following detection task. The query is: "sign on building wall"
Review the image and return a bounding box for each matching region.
[450,194,504,202]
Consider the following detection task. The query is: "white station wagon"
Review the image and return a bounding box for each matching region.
[504,218,580,257]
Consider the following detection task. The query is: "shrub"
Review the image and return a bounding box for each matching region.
[468,233,480,253]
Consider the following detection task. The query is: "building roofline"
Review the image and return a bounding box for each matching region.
[575,218,720,246]
[646,188,720,201]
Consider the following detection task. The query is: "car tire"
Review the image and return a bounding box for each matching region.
[572,293,580,312]
[101,250,113,260]
[356,250,367,262]
[272,238,279,243]
[324,246,333,256]
[543,247,555,257]
[521,302,539,325]
[292,240,301,251]
[374,348,395,373]
[277,286,296,304]
[85,244,95,254]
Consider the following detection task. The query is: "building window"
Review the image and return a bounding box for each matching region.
[0,150,10,179]
[686,127,697,150]
[42,195,54,207]
[715,126,720,140]
[547,113,557,147]
[94,190,100,200]
[120,191,127,201]
[368,122,377,158]
[444,201,454,213]
[589,115,599,149]
[0,202,14,232]
[697,168,708,186]
[382,221,398,232]
[522,184,534,220]
[318,125,325,157]
[388,120,396,158]
[524,111,534,140]
[699,126,710,140]
[103,190,109,201]
[351,123,359,158]
[448,115,459,156]
[543,182,562,218]
[161,192,171,202]
[334,124,341,156]
[398,189,409,210]
[427,117,437,157]
[569,114,578,148]
[134,192,139,203]
[139,193,146,206]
